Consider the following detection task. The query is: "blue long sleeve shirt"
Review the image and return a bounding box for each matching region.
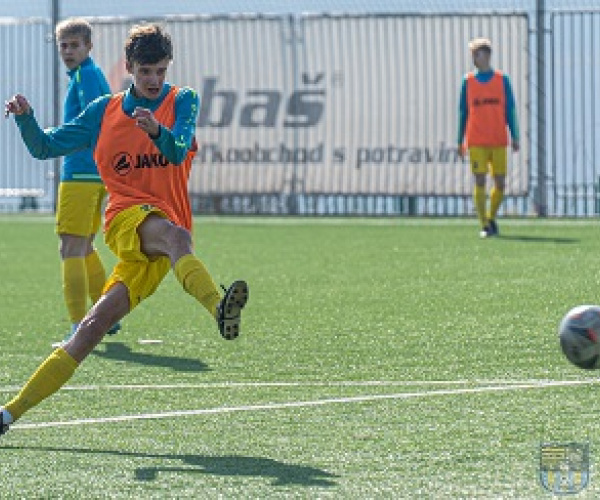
[457,69,520,146]
[62,56,110,182]
[15,83,199,170]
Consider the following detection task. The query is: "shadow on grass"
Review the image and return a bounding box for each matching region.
[1,445,339,487]
[91,342,210,373]
[496,235,579,244]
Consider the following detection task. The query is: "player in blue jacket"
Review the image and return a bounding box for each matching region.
[52,18,119,345]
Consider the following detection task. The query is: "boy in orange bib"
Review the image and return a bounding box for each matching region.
[457,37,520,238]
[1,24,249,434]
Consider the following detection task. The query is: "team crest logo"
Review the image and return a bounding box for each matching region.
[540,442,590,494]
[112,152,133,176]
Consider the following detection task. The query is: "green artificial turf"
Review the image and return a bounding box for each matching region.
[0,215,598,498]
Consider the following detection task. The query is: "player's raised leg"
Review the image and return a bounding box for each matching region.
[137,214,249,338]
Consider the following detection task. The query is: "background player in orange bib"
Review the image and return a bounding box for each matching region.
[1,24,248,434]
[457,37,520,238]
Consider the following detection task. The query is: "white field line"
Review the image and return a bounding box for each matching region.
[0,378,594,393]
[10,378,599,431]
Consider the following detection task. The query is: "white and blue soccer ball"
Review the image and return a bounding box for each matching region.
[559,305,600,370]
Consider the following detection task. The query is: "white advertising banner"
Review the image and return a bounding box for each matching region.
[92,14,529,196]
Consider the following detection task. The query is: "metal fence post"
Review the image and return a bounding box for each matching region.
[288,14,300,215]
[51,0,60,213]
[536,0,548,216]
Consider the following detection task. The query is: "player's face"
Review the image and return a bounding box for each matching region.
[58,36,91,70]
[472,49,491,70]
[127,58,170,100]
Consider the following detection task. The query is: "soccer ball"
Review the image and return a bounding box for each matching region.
[559,305,600,370]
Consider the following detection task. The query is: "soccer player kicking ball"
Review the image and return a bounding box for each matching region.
[0,23,248,435]
[457,37,520,238]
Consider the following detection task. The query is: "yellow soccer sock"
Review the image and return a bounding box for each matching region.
[174,254,222,318]
[474,185,487,227]
[4,348,78,421]
[62,257,88,323]
[85,250,106,304]
[489,186,504,221]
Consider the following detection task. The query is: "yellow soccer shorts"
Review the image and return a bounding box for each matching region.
[103,205,171,312]
[469,146,507,177]
[56,182,106,236]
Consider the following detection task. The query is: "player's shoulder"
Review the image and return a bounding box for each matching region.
[175,86,199,100]
[77,60,106,81]
[174,86,200,110]
[78,57,99,73]
[460,73,471,88]
[500,72,513,86]
[462,72,474,84]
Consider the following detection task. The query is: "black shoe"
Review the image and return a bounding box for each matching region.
[488,219,499,236]
[0,411,10,436]
[217,281,249,340]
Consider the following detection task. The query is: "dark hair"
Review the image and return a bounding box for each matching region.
[125,23,173,65]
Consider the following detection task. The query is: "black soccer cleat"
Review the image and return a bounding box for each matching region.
[217,281,249,340]
[488,219,499,236]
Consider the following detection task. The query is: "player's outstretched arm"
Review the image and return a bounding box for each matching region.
[5,94,98,160]
[4,94,54,160]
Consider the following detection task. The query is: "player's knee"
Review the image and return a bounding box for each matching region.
[165,224,192,254]
[474,174,486,187]
[59,234,90,259]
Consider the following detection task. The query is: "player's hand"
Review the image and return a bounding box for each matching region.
[4,94,31,118]
[512,141,520,153]
[133,106,160,138]
[457,144,466,160]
